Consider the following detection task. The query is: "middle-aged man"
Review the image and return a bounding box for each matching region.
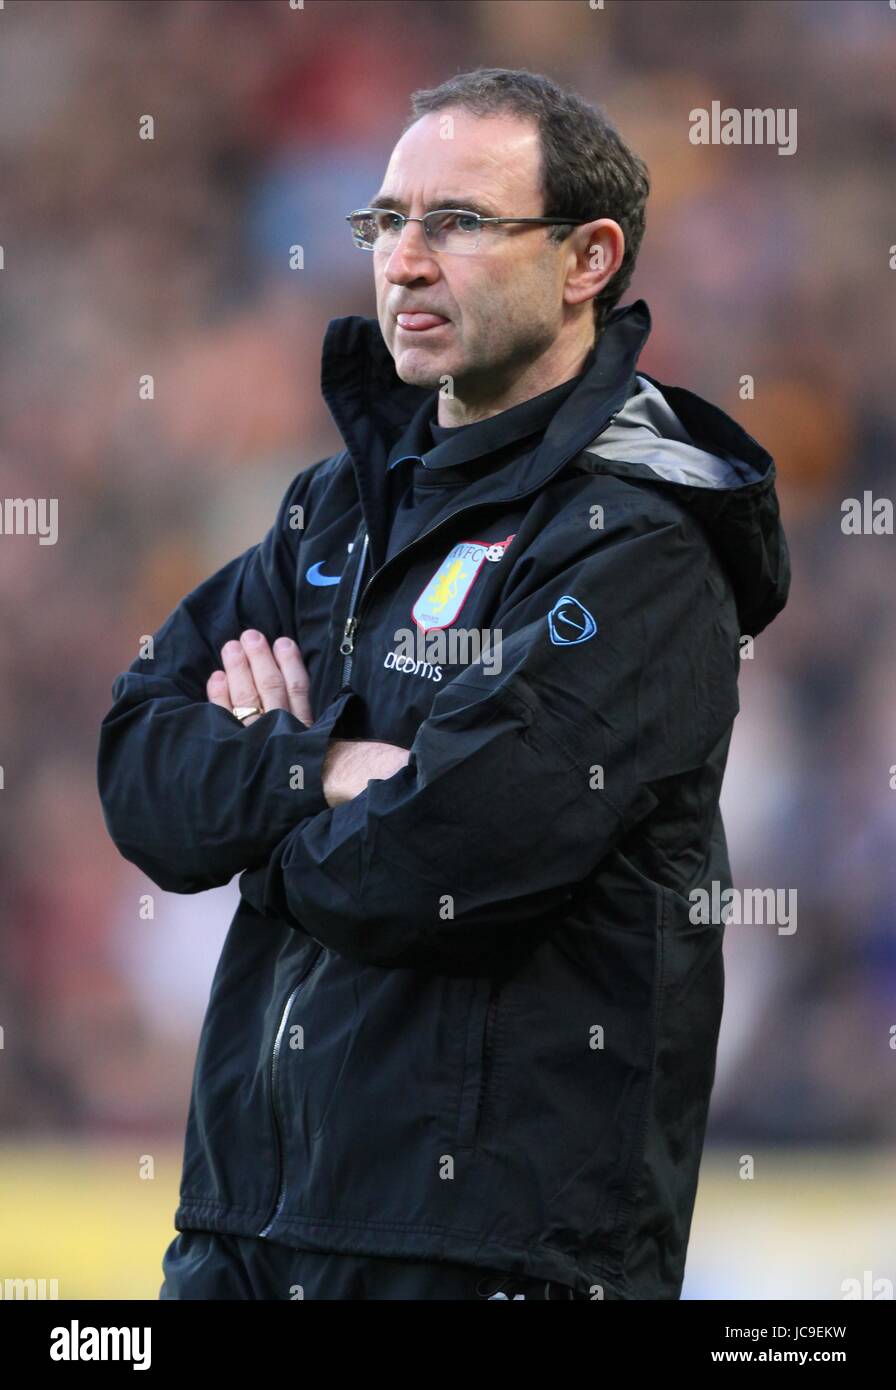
[98,68,790,1300]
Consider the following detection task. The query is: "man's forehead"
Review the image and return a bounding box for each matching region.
[377,110,541,209]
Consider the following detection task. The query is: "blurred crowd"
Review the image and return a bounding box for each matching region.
[0,0,893,1148]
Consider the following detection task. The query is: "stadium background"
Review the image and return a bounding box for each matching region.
[0,0,893,1299]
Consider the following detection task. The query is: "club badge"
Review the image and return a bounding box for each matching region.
[412,533,515,632]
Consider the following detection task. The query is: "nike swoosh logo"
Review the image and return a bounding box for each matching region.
[306,562,343,587]
[547,594,598,646]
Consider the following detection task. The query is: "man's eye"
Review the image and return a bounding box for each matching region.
[378,212,403,233]
[432,212,479,234]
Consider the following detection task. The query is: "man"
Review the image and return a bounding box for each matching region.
[97,67,790,1300]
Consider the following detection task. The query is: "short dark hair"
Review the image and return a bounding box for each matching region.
[405,67,649,336]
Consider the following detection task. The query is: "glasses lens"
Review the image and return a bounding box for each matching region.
[424,210,481,254]
[350,210,404,250]
[348,212,373,249]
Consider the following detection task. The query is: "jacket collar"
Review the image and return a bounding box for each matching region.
[387,352,596,475]
[320,299,653,557]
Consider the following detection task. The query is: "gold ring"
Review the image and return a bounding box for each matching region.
[231,704,262,723]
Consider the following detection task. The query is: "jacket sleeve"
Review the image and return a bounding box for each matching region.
[97,462,356,893]
[238,499,742,973]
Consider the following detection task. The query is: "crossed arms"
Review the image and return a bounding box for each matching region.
[204,626,410,806]
[97,469,736,973]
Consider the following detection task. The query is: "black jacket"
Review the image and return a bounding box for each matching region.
[97,300,790,1299]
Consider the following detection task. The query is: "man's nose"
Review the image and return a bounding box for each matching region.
[383,219,439,285]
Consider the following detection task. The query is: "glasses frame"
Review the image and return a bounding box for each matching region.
[346,207,590,254]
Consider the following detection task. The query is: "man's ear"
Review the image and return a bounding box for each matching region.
[563,218,625,310]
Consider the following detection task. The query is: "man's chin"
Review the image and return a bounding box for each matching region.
[392,346,454,390]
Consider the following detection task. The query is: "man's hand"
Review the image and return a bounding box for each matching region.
[206,630,314,726]
[206,629,411,806]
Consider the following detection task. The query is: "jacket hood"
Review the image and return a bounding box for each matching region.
[321,298,790,638]
[584,364,791,637]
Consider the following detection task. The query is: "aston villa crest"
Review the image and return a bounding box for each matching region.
[412,533,515,632]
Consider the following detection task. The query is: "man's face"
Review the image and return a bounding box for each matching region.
[370,109,570,396]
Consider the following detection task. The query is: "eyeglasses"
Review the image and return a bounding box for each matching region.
[346,207,588,256]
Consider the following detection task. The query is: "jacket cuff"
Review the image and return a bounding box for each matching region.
[291,686,364,817]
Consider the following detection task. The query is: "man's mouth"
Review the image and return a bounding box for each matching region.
[396,312,450,333]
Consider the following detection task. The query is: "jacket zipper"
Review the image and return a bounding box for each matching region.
[258,948,326,1238]
[472,983,501,1144]
[339,530,369,685]
[337,496,522,687]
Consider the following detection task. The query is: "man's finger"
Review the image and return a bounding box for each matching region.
[237,630,293,719]
[220,635,276,725]
[271,637,314,726]
[206,670,233,711]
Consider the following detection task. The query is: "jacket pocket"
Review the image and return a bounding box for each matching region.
[456,977,503,1150]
